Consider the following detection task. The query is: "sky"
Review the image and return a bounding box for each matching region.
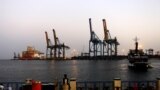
[0,0,160,59]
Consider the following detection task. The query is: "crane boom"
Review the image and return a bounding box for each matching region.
[53,29,58,46]
[45,31,49,47]
[89,18,93,40]
[53,29,58,58]
[102,19,109,41]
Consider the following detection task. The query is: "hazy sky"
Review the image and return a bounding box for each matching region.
[1,0,160,59]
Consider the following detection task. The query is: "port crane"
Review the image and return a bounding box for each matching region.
[102,19,119,56]
[45,30,70,60]
[45,31,54,59]
[89,18,103,57]
[52,29,70,59]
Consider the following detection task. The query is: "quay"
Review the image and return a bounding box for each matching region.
[0,77,160,90]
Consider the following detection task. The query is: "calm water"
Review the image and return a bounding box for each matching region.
[0,59,160,82]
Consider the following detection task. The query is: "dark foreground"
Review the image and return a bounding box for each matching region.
[0,80,157,90]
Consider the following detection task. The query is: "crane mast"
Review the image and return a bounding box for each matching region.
[53,29,58,59]
[89,18,93,41]
[53,29,58,46]
[102,19,109,41]
[45,31,50,47]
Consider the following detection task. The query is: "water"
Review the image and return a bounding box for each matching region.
[0,59,160,82]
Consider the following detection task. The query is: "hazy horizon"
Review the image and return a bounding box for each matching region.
[1,0,160,59]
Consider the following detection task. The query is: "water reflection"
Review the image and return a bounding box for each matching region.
[70,60,78,77]
[0,59,159,82]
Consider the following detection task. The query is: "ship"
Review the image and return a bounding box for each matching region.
[19,46,44,60]
[128,37,149,70]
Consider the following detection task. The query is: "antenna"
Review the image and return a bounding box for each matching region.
[134,36,139,42]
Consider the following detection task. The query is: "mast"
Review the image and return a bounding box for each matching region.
[134,37,139,54]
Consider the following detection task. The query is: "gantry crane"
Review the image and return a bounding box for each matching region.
[45,31,54,59]
[89,18,103,57]
[52,29,70,59]
[102,19,119,56]
[45,30,70,60]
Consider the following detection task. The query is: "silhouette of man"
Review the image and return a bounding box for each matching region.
[63,74,70,90]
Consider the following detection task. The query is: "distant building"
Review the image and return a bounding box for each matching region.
[20,46,44,60]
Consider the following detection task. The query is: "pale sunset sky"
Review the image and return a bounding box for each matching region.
[0,0,160,59]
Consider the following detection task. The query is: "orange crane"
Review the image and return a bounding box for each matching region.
[102,19,119,56]
[103,19,110,41]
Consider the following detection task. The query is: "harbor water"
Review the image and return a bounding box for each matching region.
[0,59,160,82]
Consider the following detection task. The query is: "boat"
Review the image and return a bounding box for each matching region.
[128,37,149,70]
[19,46,44,60]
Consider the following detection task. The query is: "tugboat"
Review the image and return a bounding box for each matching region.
[128,37,149,70]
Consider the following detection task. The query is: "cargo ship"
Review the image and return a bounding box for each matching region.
[128,37,149,70]
[19,46,44,60]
